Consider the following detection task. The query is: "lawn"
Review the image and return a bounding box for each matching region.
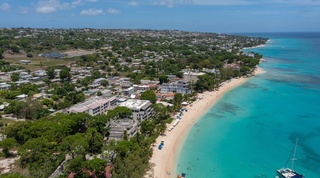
[0,117,17,133]
[4,57,74,71]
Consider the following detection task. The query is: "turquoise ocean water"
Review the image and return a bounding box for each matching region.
[176,32,320,178]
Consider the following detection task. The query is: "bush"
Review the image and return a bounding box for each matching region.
[166,117,173,124]
[26,53,33,57]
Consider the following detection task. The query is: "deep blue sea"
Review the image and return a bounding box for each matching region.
[176,32,320,178]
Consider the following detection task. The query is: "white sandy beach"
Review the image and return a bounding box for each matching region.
[147,67,264,178]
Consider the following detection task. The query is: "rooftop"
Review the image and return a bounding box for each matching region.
[119,99,151,110]
[68,96,116,112]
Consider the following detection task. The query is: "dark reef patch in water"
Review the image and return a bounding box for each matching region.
[262,72,320,90]
[215,102,242,115]
[242,82,260,89]
[297,113,316,119]
[206,113,224,119]
[289,130,320,173]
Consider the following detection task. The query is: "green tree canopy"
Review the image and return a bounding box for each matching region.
[11,73,20,82]
[140,90,157,104]
[85,158,108,178]
[59,67,71,82]
[46,66,55,79]
[85,128,103,154]
[0,138,18,157]
[194,74,214,92]
[64,155,85,176]
[173,93,183,109]
[92,69,103,79]
[0,47,4,59]
[0,173,26,178]
[60,133,88,159]
[100,80,108,87]
[106,106,132,119]
[158,74,169,84]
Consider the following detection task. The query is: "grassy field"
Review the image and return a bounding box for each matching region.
[0,118,17,125]
[4,57,74,71]
[0,117,17,134]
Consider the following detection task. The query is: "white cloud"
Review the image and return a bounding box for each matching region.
[107,8,120,14]
[19,7,29,14]
[87,0,97,2]
[0,3,10,11]
[36,6,57,13]
[128,1,139,6]
[80,8,103,15]
[35,0,83,14]
[153,0,175,7]
[71,0,83,7]
[152,0,193,7]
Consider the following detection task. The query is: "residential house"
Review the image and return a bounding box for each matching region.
[19,60,31,65]
[54,69,61,78]
[136,85,149,93]
[50,79,61,83]
[140,80,160,85]
[123,87,134,96]
[92,78,108,86]
[100,89,112,97]
[19,72,32,80]
[167,74,179,82]
[16,94,28,100]
[33,70,47,78]
[14,80,30,86]
[119,78,132,88]
[0,83,11,90]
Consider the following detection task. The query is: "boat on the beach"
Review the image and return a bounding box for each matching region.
[277,139,304,178]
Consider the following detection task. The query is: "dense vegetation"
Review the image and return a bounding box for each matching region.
[0,105,168,178]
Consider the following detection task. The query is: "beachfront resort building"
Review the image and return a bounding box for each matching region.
[183,71,205,83]
[119,99,154,120]
[67,96,117,116]
[161,81,191,94]
[108,119,139,141]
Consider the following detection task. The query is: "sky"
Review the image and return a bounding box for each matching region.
[1,0,320,33]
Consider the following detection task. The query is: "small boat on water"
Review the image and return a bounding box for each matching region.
[277,168,304,178]
[277,139,304,178]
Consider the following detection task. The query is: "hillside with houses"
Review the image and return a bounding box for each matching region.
[0,28,267,178]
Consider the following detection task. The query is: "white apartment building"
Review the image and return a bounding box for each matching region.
[161,80,191,94]
[119,78,132,88]
[67,96,117,116]
[108,119,139,141]
[123,87,134,96]
[119,99,154,120]
[183,71,205,83]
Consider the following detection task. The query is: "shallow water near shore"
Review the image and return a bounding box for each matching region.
[176,32,320,178]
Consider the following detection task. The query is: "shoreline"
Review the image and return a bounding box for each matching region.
[242,40,270,50]
[147,67,265,178]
